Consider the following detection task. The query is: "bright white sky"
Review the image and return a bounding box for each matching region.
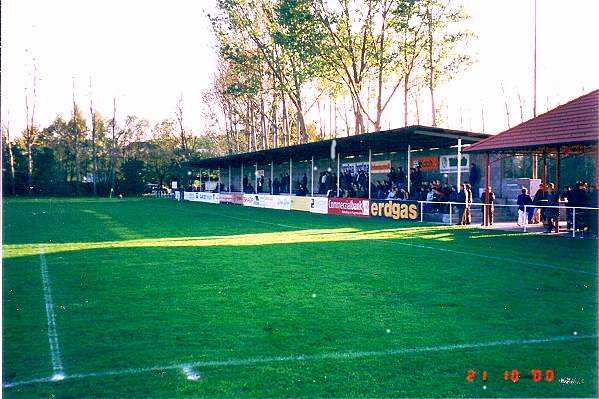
[2,0,598,139]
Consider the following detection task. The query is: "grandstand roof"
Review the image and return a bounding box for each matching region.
[466,89,599,153]
[189,125,488,168]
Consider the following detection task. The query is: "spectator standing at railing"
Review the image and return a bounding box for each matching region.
[397,166,406,188]
[464,183,473,224]
[532,183,546,224]
[456,184,466,225]
[470,163,480,195]
[560,186,572,229]
[544,184,559,233]
[480,186,496,225]
[517,188,533,227]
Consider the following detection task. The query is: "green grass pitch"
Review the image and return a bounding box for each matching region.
[2,198,597,398]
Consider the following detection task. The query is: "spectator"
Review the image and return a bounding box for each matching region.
[560,186,572,229]
[532,183,546,224]
[470,163,480,195]
[544,184,559,233]
[463,183,473,225]
[480,186,496,225]
[517,188,533,227]
[301,173,308,190]
[456,184,466,225]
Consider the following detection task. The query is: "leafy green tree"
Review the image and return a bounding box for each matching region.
[119,158,146,195]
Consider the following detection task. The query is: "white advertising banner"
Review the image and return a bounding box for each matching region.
[262,195,291,210]
[243,194,265,207]
[439,154,470,173]
[309,197,329,214]
[183,191,220,204]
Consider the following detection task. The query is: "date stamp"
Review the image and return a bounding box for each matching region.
[466,369,555,383]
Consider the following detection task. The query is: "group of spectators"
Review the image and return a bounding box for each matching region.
[518,181,598,235]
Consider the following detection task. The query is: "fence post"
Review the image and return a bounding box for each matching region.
[572,207,576,238]
[523,205,527,232]
[449,202,452,224]
[420,201,424,223]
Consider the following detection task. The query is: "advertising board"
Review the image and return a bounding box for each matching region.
[291,196,311,212]
[243,194,265,207]
[370,200,419,221]
[371,160,391,174]
[309,197,329,214]
[183,191,220,203]
[327,198,370,217]
[440,154,469,173]
[412,156,439,171]
[262,195,291,210]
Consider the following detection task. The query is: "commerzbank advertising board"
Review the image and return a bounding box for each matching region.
[327,198,370,217]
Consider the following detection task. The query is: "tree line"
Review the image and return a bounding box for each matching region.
[2,91,220,197]
[203,0,473,153]
[3,0,473,197]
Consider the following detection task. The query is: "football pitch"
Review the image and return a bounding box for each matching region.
[2,198,597,398]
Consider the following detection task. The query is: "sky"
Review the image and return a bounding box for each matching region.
[2,0,598,139]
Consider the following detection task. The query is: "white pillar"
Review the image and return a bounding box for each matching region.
[311,156,314,196]
[240,163,243,193]
[208,169,211,190]
[270,160,274,194]
[199,169,202,191]
[457,138,462,192]
[255,162,258,194]
[336,153,340,197]
[217,168,220,192]
[228,165,231,192]
[289,157,293,195]
[368,149,372,199]
[407,145,411,194]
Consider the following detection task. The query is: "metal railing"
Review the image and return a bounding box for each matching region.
[410,200,598,237]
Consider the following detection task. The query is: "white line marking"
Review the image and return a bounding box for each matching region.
[39,246,65,380]
[181,365,201,381]
[4,334,595,388]
[391,241,598,276]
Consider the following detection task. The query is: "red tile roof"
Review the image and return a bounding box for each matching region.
[466,89,598,152]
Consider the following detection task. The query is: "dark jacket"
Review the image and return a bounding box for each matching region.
[517,193,532,211]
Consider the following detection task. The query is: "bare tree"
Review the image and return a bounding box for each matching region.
[89,78,98,196]
[517,90,525,124]
[110,97,117,191]
[500,83,511,128]
[2,110,16,195]
[23,60,39,196]
[176,94,188,160]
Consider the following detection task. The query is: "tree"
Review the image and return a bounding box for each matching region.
[23,61,39,196]
[120,158,145,195]
[2,112,16,195]
[423,0,473,126]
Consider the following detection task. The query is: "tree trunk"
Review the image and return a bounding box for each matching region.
[110,98,117,192]
[281,96,289,146]
[90,107,97,196]
[404,75,409,127]
[427,6,436,127]
[8,140,16,195]
[27,141,33,195]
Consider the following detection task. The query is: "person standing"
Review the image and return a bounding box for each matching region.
[480,186,496,225]
[457,183,467,225]
[517,188,532,227]
[532,183,546,224]
[470,163,480,195]
[464,183,473,224]
[545,184,560,233]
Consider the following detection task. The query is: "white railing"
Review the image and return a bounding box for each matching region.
[410,200,598,237]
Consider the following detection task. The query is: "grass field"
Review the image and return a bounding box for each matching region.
[2,197,598,398]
